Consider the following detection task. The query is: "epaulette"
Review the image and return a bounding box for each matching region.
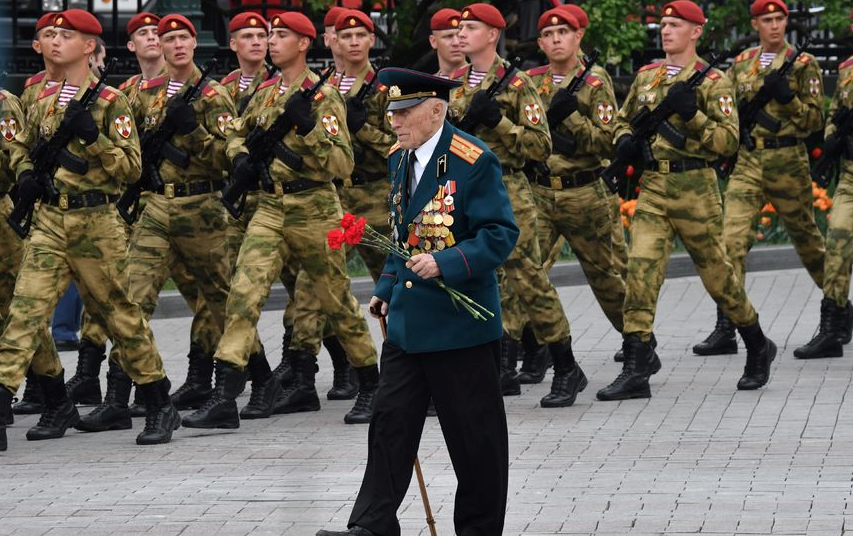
[449,133,484,165]
[450,65,470,81]
[508,74,525,90]
[388,141,402,156]
[526,65,550,77]
[638,61,664,73]
[24,71,46,89]
[220,70,240,85]
[202,84,218,98]
[258,76,280,90]
[38,84,60,100]
[840,56,853,70]
[140,76,168,91]
[98,87,119,102]
[301,76,326,102]
[735,49,758,63]
[586,74,603,87]
[797,54,811,64]
[694,61,721,80]
[376,82,388,93]
[118,74,140,91]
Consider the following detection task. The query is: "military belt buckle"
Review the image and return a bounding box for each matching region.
[756,138,765,150]
[164,183,175,199]
[659,159,670,174]
[550,176,563,190]
[274,183,284,196]
[59,194,69,210]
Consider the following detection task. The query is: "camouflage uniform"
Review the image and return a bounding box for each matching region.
[19,71,56,120]
[724,43,825,287]
[448,56,570,344]
[0,72,166,390]
[614,55,758,339]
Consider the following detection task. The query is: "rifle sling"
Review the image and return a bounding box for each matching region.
[57,148,89,175]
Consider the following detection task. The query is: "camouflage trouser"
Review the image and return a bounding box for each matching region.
[624,168,758,340]
[498,172,570,343]
[169,263,219,354]
[724,144,825,288]
[337,178,392,282]
[0,204,165,391]
[823,168,853,307]
[107,192,230,367]
[215,184,376,369]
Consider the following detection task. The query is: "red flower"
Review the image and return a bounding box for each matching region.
[344,221,365,245]
[340,213,356,230]
[327,228,345,250]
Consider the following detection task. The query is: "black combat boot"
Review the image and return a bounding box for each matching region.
[65,339,104,405]
[794,298,845,359]
[240,349,284,419]
[736,322,777,390]
[12,367,45,415]
[274,350,321,414]
[499,333,521,396]
[75,361,133,432]
[518,325,551,384]
[27,370,80,440]
[596,335,656,401]
[324,336,358,400]
[272,327,295,387]
[1,386,12,451]
[136,377,181,445]
[2,393,10,426]
[614,333,658,363]
[540,338,587,408]
[344,365,379,424]
[842,301,853,344]
[170,344,214,410]
[183,360,247,429]
[129,385,146,417]
[692,307,737,355]
[316,527,378,536]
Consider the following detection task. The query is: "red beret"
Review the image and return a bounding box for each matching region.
[158,14,196,37]
[460,3,506,29]
[431,8,462,31]
[538,8,579,31]
[53,10,103,35]
[750,0,788,17]
[271,12,317,39]
[127,12,159,36]
[230,12,268,34]
[324,6,346,27]
[661,1,706,25]
[35,12,56,32]
[558,4,588,29]
[335,9,374,32]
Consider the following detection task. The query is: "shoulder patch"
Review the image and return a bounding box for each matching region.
[202,84,218,98]
[388,141,402,156]
[638,61,664,73]
[140,76,168,91]
[38,84,60,100]
[24,71,46,88]
[220,70,240,85]
[258,76,280,90]
[450,65,470,81]
[797,55,811,64]
[364,70,375,84]
[586,74,603,87]
[509,74,525,90]
[706,70,721,80]
[840,57,853,70]
[300,77,315,91]
[526,65,550,77]
[98,87,118,102]
[118,74,140,91]
[449,133,484,165]
[376,83,388,93]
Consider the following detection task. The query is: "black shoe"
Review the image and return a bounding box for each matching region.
[170,344,214,410]
[129,385,146,417]
[843,301,853,345]
[540,339,587,408]
[240,350,283,420]
[316,526,378,536]
[597,335,655,401]
[183,361,247,429]
[75,361,133,432]
[616,334,658,364]
[27,370,80,440]
[273,327,295,388]
[794,298,845,359]
[325,336,358,400]
[65,339,105,405]
[737,322,776,390]
[136,378,181,445]
[499,333,521,396]
[692,307,737,355]
[274,350,321,414]
[1,386,12,451]
[12,367,45,415]
[344,365,379,424]
[518,325,551,384]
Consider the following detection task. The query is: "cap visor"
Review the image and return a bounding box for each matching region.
[387,97,429,111]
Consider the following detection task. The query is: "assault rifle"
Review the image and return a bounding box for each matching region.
[221,65,335,218]
[116,59,217,225]
[599,53,724,194]
[350,57,387,162]
[7,58,117,238]
[455,56,523,133]
[812,105,853,187]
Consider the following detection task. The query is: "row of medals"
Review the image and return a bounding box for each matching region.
[393,188,457,255]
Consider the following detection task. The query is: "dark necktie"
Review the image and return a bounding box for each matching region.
[407,150,418,200]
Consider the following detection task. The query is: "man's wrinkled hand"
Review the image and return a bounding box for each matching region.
[406,253,441,279]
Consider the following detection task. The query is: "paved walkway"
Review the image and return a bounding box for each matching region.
[2,267,852,535]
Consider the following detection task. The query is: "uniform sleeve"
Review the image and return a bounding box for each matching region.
[613,78,640,142]
[493,73,552,162]
[826,73,844,139]
[786,57,824,134]
[226,90,259,161]
[565,76,617,156]
[0,95,26,186]
[194,88,236,174]
[433,150,519,286]
[81,92,142,184]
[355,89,396,159]
[287,88,354,180]
[8,99,39,176]
[373,253,397,303]
[682,75,740,157]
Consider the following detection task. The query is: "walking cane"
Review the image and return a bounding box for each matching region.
[375,313,438,536]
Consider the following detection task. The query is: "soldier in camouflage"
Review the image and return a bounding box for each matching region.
[429,9,466,78]
[182,12,379,430]
[600,0,777,401]
[694,0,827,356]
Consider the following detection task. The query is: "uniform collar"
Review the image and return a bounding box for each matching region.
[413,123,444,173]
[403,121,454,224]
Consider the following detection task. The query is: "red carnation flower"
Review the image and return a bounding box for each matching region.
[327,228,345,250]
[340,213,356,230]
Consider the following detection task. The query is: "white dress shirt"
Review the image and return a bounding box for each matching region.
[409,124,445,195]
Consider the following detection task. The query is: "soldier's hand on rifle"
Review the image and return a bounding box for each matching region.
[551,130,576,157]
[165,99,199,135]
[763,70,795,105]
[822,134,843,159]
[65,100,99,145]
[547,88,578,126]
[284,92,315,136]
[614,134,641,162]
[665,82,698,121]
[345,96,368,134]
[467,90,503,129]
[231,154,257,188]
[15,170,46,203]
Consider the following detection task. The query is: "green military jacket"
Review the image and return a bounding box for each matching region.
[0,90,25,190]
[825,55,853,140]
[527,60,616,175]
[448,55,552,170]
[20,71,58,120]
[727,42,824,140]
[226,66,354,183]
[117,65,168,111]
[331,63,395,181]
[614,54,739,162]
[9,72,141,194]
[134,65,235,184]
[219,66,274,116]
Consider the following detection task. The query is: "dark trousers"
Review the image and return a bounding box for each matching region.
[348,339,508,536]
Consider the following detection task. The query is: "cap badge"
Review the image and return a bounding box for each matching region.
[273,17,280,25]
[462,10,470,18]
[664,7,673,14]
[768,4,776,11]
[171,21,178,29]
[349,17,357,26]
[389,85,401,98]
[250,18,257,26]
[55,16,63,25]
[144,16,151,23]
[451,18,459,27]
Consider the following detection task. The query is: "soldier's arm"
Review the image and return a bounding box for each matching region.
[373,253,397,303]
[82,91,142,184]
[565,77,617,156]
[288,88,354,180]
[684,75,739,157]
[226,91,259,161]
[613,79,639,141]
[8,103,38,176]
[196,88,237,173]
[494,74,552,162]
[787,57,824,134]
[825,72,844,139]
[354,90,396,157]
[0,94,26,181]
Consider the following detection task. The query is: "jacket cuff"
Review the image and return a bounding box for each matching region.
[433,247,473,287]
